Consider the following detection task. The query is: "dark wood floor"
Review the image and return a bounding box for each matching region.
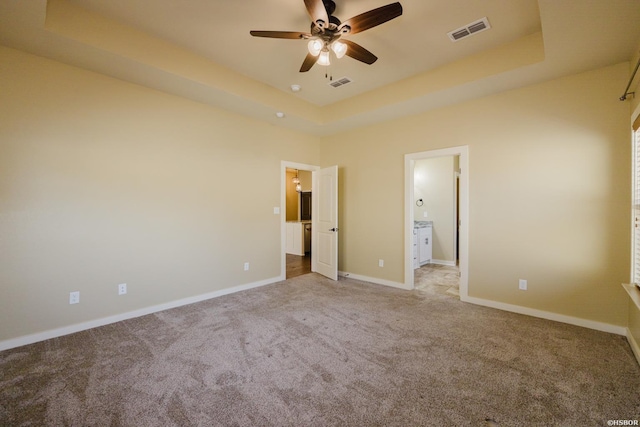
[286,253,311,279]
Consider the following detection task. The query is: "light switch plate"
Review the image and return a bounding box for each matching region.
[273,207,280,214]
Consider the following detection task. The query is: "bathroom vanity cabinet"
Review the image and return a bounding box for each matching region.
[413,222,432,269]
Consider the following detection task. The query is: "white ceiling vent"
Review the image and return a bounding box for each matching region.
[328,77,353,88]
[447,17,491,42]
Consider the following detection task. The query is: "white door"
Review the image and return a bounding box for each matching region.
[312,165,338,280]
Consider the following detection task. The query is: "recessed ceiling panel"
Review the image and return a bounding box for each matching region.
[67,0,542,106]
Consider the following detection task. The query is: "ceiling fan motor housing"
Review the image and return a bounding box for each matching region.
[322,0,336,16]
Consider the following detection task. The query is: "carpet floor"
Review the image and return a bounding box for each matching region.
[1,273,639,426]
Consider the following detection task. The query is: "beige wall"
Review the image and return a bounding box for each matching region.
[299,170,312,192]
[414,157,456,263]
[0,46,320,341]
[286,169,299,221]
[0,44,636,342]
[321,62,631,327]
[629,41,640,114]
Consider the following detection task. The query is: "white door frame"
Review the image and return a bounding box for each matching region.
[281,161,320,280]
[454,170,460,265]
[404,146,469,300]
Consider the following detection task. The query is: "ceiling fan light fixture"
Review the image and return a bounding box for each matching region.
[318,49,331,66]
[250,0,404,72]
[331,40,347,59]
[308,39,323,56]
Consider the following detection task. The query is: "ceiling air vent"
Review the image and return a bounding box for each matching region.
[328,77,352,88]
[447,17,491,42]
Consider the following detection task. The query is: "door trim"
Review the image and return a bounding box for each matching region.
[404,146,469,300]
[281,161,320,280]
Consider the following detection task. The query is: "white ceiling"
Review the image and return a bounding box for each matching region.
[1,0,639,135]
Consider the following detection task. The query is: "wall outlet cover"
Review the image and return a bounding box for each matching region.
[69,291,80,304]
[519,279,527,290]
[118,283,127,295]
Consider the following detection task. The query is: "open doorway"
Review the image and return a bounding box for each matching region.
[281,162,319,280]
[412,156,460,297]
[285,167,312,278]
[404,147,468,300]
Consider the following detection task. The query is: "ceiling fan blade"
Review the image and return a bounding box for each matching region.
[342,40,378,64]
[300,53,319,72]
[304,0,329,29]
[339,2,403,35]
[250,30,310,39]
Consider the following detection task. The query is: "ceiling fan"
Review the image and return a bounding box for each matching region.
[250,0,403,72]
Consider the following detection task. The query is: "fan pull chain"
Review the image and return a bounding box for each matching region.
[325,65,333,81]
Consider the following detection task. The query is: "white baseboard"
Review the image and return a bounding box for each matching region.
[429,259,457,267]
[338,271,411,290]
[336,274,626,337]
[6,274,631,356]
[462,295,626,336]
[0,276,281,352]
[627,328,640,367]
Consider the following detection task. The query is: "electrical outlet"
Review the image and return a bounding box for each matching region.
[69,291,80,304]
[378,259,384,267]
[118,283,127,295]
[244,262,250,271]
[519,279,527,291]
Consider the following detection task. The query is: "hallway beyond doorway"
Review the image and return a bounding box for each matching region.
[286,254,311,279]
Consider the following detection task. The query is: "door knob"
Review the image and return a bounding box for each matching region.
[329,227,339,232]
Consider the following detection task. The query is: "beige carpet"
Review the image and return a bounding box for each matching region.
[1,273,639,426]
